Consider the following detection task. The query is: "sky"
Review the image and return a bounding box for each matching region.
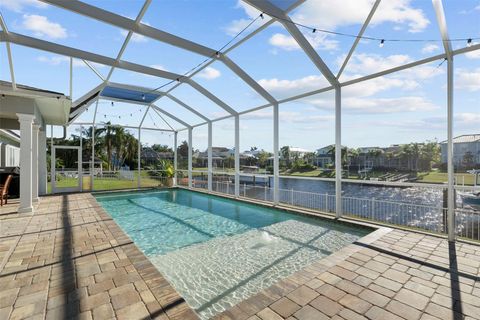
[0,0,479,153]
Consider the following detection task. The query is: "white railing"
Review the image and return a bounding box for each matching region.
[195,179,480,241]
[455,208,480,241]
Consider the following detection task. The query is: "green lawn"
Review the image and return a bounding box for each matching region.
[47,172,170,193]
[282,169,477,185]
[417,171,476,185]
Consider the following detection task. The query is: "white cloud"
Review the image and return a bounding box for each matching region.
[241,110,334,124]
[150,64,168,71]
[22,14,67,39]
[197,67,221,80]
[465,44,480,59]
[0,0,47,13]
[292,0,429,33]
[307,95,438,114]
[224,1,268,36]
[269,32,338,51]
[342,53,444,80]
[120,30,148,43]
[343,53,411,74]
[456,68,480,91]
[259,75,330,99]
[37,55,106,69]
[269,33,300,51]
[421,44,439,54]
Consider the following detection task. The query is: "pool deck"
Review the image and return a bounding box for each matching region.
[1,192,480,320]
[0,194,198,320]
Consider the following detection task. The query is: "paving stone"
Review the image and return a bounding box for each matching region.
[358,288,390,307]
[286,286,319,306]
[386,300,422,320]
[394,288,430,310]
[374,277,402,291]
[91,303,115,320]
[309,296,342,317]
[336,280,363,295]
[367,284,396,298]
[117,301,150,320]
[353,276,372,287]
[269,298,300,318]
[404,281,436,297]
[305,278,324,290]
[316,284,347,301]
[382,269,411,284]
[338,308,368,320]
[363,260,390,273]
[257,307,283,320]
[365,305,403,320]
[338,294,372,314]
[293,305,329,320]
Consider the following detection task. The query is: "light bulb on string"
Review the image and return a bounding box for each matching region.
[467,38,473,47]
[260,13,264,19]
[312,28,316,33]
[215,51,220,58]
[379,39,385,48]
[111,101,114,106]
[141,93,146,100]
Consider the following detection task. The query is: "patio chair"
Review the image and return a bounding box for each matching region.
[0,174,13,206]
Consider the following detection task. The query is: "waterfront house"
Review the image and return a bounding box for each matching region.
[440,134,480,168]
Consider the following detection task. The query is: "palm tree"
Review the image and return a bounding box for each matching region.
[280,146,291,169]
[96,122,114,170]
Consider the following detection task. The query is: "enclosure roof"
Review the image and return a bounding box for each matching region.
[100,86,160,104]
[0,0,478,132]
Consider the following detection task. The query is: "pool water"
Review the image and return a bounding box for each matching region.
[96,189,370,319]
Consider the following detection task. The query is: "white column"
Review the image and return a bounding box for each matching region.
[138,128,141,188]
[38,127,47,196]
[273,103,279,204]
[31,124,39,202]
[17,113,35,213]
[335,86,342,218]
[188,128,192,188]
[173,131,178,186]
[208,121,213,192]
[91,125,95,190]
[447,58,455,241]
[234,115,240,197]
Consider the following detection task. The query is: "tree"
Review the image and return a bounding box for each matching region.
[152,144,173,153]
[256,150,271,168]
[327,145,348,166]
[177,140,189,158]
[463,151,474,165]
[280,146,291,168]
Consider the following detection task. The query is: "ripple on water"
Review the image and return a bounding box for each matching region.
[150,220,364,319]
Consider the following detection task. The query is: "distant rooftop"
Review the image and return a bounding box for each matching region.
[441,134,480,144]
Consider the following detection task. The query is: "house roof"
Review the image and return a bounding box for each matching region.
[440,134,480,144]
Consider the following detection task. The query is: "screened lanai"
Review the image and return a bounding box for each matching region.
[1,0,479,239]
[2,1,480,320]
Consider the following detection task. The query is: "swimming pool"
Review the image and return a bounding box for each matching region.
[95,189,371,319]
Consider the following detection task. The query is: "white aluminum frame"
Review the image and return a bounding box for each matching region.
[1,0,478,241]
[51,145,82,193]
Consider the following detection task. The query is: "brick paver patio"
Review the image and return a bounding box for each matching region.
[0,193,198,320]
[215,225,480,320]
[1,192,480,320]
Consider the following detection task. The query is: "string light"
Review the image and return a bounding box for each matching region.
[312,28,316,33]
[260,13,264,19]
[215,51,220,58]
[141,93,145,100]
[467,38,473,47]
[111,101,114,106]
[379,39,385,48]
